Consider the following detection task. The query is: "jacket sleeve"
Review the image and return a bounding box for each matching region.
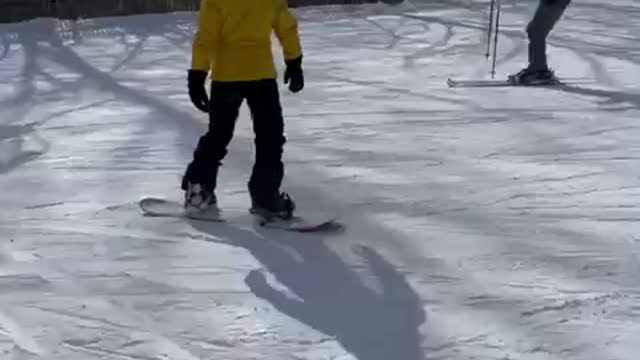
[273,0,302,60]
[191,0,219,71]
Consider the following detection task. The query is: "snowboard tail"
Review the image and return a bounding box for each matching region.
[139,197,224,221]
[139,197,340,233]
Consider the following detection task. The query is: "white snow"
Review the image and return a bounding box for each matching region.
[0,1,638,359]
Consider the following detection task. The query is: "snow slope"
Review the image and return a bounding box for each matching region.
[0,1,638,359]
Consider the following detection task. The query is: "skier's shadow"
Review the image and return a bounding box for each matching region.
[550,84,640,110]
[189,219,427,360]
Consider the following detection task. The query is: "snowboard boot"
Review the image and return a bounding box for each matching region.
[508,66,557,85]
[180,160,219,213]
[183,181,218,213]
[249,192,296,221]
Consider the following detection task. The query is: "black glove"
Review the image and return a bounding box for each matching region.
[187,69,209,113]
[283,56,304,93]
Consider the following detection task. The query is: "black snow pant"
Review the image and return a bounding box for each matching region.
[184,79,286,206]
[526,0,571,70]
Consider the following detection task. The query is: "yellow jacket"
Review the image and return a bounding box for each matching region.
[191,0,302,82]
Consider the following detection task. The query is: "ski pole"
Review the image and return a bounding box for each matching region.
[485,0,495,60]
[491,0,502,78]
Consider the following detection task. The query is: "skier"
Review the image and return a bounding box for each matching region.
[509,0,571,84]
[182,0,304,220]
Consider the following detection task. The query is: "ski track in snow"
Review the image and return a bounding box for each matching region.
[0,1,638,359]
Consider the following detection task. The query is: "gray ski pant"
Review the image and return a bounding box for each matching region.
[527,0,572,70]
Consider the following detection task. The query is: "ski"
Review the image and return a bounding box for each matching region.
[448,78,511,87]
[447,77,564,88]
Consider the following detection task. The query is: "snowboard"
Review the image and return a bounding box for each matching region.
[447,77,564,88]
[138,197,341,233]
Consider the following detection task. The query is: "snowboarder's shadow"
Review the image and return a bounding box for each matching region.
[189,219,427,360]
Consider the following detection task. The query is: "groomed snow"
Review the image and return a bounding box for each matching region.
[0,1,638,359]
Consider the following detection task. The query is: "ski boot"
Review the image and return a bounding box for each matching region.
[508,66,558,85]
[250,192,296,223]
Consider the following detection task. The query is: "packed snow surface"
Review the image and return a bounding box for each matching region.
[0,1,638,359]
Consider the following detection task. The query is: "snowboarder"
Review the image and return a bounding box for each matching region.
[182,0,304,220]
[509,0,572,84]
